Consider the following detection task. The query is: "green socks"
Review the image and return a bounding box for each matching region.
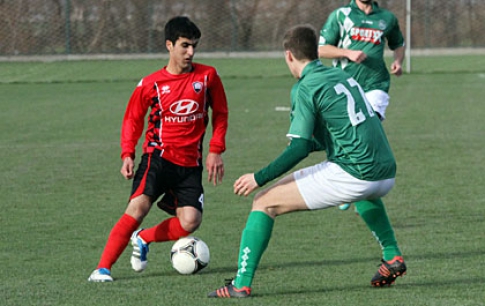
[234,211,274,289]
[232,200,400,289]
[354,198,402,261]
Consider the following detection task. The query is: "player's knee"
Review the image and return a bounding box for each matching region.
[179,218,201,233]
[252,195,277,218]
[125,196,151,221]
[177,210,202,233]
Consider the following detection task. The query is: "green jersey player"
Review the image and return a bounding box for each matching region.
[319,0,405,211]
[318,0,405,120]
[208,24,406,298]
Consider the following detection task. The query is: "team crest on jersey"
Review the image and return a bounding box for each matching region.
[192,82,203,93]
[378,20,387,30]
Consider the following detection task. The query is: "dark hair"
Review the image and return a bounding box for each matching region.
[282,24,318,61]
[164,16,201,44]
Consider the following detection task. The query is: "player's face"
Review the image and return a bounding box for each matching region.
[167,37,199,73]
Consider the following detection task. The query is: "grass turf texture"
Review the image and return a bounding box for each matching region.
[1,56,485,305]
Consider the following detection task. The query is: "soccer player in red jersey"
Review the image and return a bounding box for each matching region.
[88,16,228,282]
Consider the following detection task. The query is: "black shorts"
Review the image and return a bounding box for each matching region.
[131,151,204,213]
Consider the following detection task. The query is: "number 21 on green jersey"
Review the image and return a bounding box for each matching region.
[334,78,375,126]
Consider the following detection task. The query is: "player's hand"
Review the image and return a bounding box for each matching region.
[234,173,259,196]
[120,157,135,180]
[206,152,224,186]
[390,61,403,76]
[347,50,367,64]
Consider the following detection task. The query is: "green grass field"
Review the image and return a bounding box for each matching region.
[1,56,485,306]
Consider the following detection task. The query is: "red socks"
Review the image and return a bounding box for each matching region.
[96,215,190,270]
[97,214,139,270]
[140,217,191,243]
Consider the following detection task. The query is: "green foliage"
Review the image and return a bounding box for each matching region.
[1,58,485,305]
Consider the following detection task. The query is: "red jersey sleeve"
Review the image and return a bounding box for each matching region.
[120,79,151,160]
[207,70,229,154]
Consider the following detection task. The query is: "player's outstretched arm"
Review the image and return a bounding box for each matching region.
[234,173,259,197]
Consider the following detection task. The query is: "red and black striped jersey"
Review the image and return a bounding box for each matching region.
[121,63,228,167]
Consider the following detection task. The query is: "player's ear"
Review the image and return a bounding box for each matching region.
[285,50,293,62]
[166,40,173,52]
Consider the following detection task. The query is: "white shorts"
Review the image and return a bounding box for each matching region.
[365,90,390,120]
[293,161,395,210]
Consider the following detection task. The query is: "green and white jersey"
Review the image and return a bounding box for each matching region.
[319,0,404,93]
[288,60,396,181]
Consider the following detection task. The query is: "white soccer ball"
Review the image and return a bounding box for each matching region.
[170,236,210,275]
